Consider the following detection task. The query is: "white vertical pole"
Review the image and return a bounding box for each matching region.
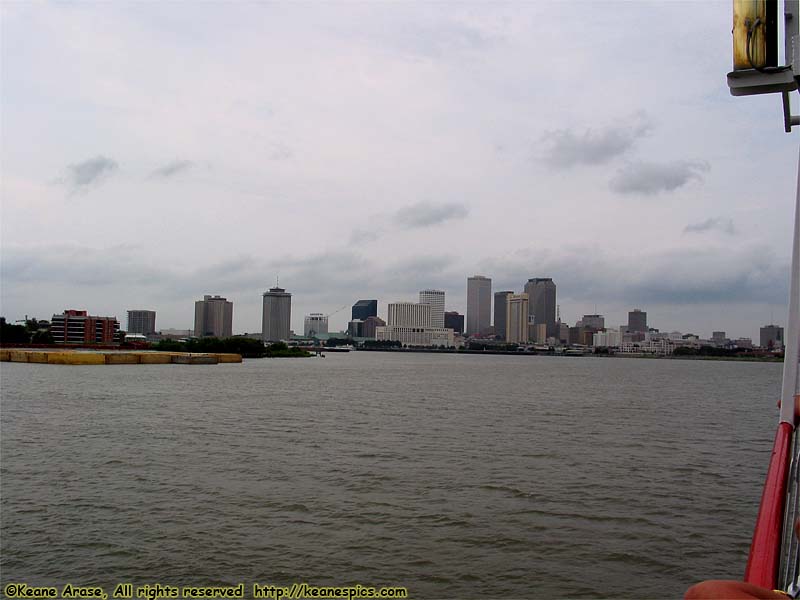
[780,146,800,425]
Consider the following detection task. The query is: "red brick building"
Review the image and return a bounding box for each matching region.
[51,310,120,345]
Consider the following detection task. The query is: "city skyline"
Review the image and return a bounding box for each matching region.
[6,276,791,343]
[1,3,796,342]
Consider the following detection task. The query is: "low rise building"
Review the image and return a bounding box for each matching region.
[362,316,385,339]
[51,310,119,344]
[375,326,455,347]
[593,328,621,348]
[304,313,329,337]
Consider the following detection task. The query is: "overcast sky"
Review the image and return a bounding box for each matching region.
[2,1,798,340]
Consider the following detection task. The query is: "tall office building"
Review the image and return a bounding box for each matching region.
[51,310,119,344]
[194,295,233,338]
[262,287,291,342]
[352,300,378,321]
[127,310,156,335]
[760,324,784,349]
[444,311,464,335]
[506,294,529,344]
[494,291,513,340]
[466,275,492,335]
[524,278,557,339]
[304,313,328,337]
[419,290,445,328]
[387,302,431,327]
[628,309,648,332]
[581,314,605,330]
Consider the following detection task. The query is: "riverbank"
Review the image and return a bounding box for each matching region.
[356,346,783,362]
[0,349,242,365]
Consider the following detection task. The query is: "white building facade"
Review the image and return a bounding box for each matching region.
[388,302,432,327]
[379,301,454,347]
[376,326,455,347]
[419,290,445,328]
[592,328,621,348]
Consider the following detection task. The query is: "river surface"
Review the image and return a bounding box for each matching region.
[0,352,784,598]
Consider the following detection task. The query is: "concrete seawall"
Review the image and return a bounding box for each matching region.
[0,349,242,365]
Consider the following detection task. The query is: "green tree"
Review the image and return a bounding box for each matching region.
[0,317,30,344]
[31,330,54,344]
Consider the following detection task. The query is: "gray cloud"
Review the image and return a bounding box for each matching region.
[63,156,118,189]
[610,160,710,195]
[268,143,292,161]
[395,201,469,229]
[481,243,787,308]
[684,217,736,235]
[150,160,194,179]
[349,227,382,245]
[542,114,652,168]
[349,201,469,245]
[2,240,789,337]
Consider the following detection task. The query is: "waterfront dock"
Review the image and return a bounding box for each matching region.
[0,349,242,365]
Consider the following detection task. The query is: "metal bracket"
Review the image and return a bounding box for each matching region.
[727,0,800,132]
[784,91,800,132]
[727,67,797,96]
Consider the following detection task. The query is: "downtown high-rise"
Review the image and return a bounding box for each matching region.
[127,310,156,335]
[262,287,292,342]
[466,275,492,336]
[494,291,513,341]
[419,289,445,328]
[506,293,529,344]
[524,278,556,340]
[194,295,233,338]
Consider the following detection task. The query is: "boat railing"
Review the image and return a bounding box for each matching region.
[780,421,800,594]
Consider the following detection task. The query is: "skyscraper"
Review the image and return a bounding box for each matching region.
[494,291,513,340]
[524,278,556,339]
[352,300,378,321]
[506,294,529,344]
[466,275,492,335]
[628,309,647,333]
[194,295,233,338]
[262,287,291,342]
[419,290,445,328]
[760,324,784,349]
[444,311,464,334]
[127,310,156,335]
